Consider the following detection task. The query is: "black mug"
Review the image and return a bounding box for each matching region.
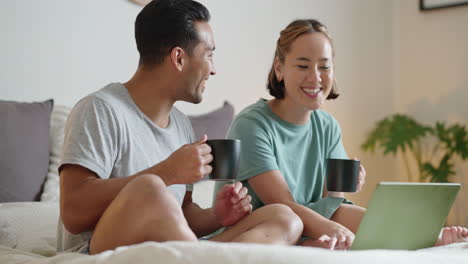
[326,158,360,192]
[206,139,241,181]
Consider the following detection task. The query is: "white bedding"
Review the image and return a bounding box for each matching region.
[1,202,467,264]
[0,202,58,256]
[1,240,468,264]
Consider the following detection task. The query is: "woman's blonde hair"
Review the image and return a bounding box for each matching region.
[267,19,339,100]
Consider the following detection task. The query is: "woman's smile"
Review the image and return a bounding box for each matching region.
[301,87,322,98]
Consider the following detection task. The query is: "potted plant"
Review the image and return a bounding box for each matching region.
[361,114,468,182]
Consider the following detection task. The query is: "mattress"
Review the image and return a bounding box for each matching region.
[1,202,467,264]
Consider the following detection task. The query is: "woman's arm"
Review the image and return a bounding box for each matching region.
[248,170,353,241]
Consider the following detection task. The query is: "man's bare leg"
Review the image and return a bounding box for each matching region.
[299,235,336,249]
[435,226,468,246]
[209,204,303,245]
[90,174,197,254]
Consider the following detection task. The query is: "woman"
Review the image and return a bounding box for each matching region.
[227,19,468,250]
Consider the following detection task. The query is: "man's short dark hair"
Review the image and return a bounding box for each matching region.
[135,0,210,67]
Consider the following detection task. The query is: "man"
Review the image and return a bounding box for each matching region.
[58,0,303,255]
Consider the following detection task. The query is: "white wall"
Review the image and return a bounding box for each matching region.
[0,0,142,106]
[396,0,468,226]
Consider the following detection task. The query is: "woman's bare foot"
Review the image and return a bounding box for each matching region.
[435,226,468,246]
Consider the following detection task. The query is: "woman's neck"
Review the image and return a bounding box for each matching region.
[267,98,312,125]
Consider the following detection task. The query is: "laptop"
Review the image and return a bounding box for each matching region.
[350,182,460,250]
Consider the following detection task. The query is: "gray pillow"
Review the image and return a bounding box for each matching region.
[0,99,54,202]
[188,101,235,140]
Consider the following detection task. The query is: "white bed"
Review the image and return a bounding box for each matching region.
[1,202,468,264]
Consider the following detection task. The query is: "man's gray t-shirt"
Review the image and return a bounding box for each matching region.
[57,83,195,252]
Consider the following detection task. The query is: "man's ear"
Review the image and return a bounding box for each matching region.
[169,47,185,72]
[274,57,283,81]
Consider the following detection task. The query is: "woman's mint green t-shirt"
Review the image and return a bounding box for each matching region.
[227,99,349,218]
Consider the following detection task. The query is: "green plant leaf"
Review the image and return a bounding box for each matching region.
[362,113,467,183]
[432,122,468,159]
[420,155,454,183]
[449,124,468,159]
[361,114,430,155]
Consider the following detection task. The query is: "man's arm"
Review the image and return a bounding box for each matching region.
[60,165,135,234]
[60,162,175,234]
[61,136,213,234]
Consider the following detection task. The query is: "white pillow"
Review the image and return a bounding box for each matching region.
[0,202,59,256]
[41,105,71,202]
